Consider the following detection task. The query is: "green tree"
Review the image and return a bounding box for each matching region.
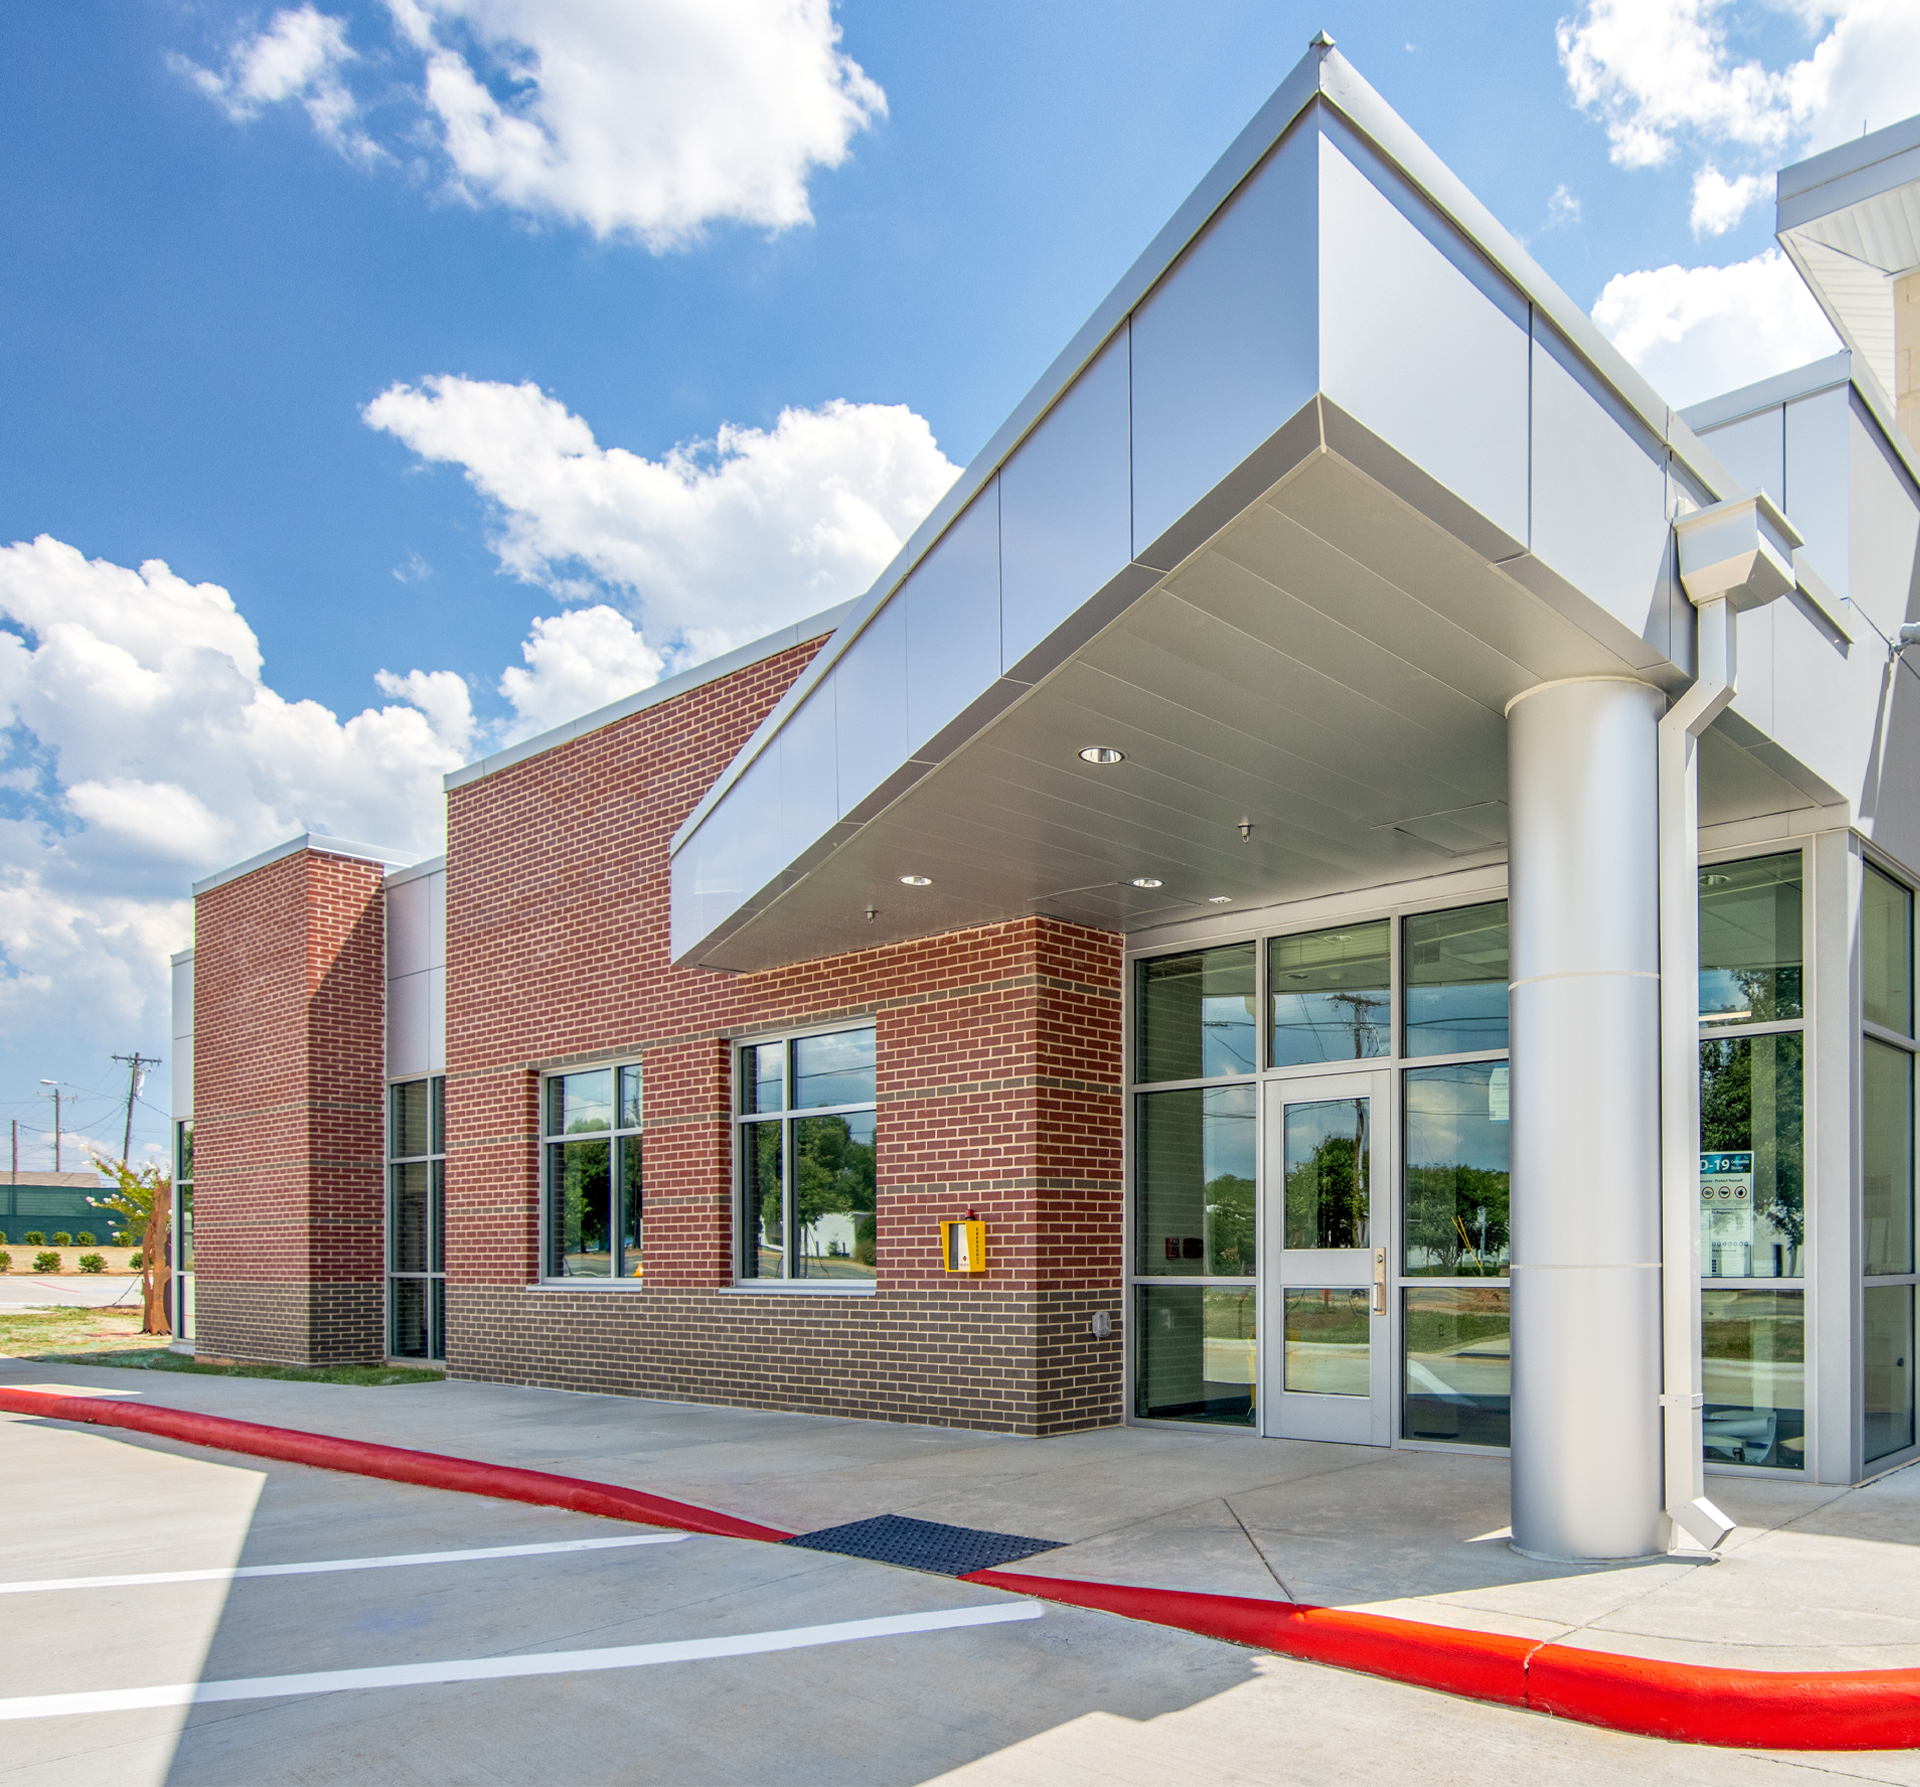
[88,1155,171,1334]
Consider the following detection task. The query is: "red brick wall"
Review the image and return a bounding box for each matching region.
[192,848,386,1363]
[444,635,1127,1432]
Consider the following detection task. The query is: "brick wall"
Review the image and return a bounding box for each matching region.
[192,848,387,1364]
[444,633,1127,1433]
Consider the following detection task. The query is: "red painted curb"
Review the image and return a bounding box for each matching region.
[9,1385,1918,1750]
[964,1570,1920,1752]
[0,1387,792,1544]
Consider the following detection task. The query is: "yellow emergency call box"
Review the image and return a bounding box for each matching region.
[941,1219,986,1274]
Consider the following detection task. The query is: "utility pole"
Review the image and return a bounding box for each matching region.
[112,1052,161,1166]
[9,1118,15,1185]
[37,1081,60,1174]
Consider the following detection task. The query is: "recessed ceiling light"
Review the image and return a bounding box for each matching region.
[1079,746,1125,765]
[899,874,932,886]
[1208,895,1233,903]
[1130,877,1163,889]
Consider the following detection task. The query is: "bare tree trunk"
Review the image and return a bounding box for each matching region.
[142,1197,171,1337]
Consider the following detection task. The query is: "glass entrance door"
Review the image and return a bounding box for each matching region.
[1265,1070,1391,1444]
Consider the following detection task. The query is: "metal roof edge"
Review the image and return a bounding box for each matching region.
[384,854,446,889]
[444,600,854,794]
[1777,113,1920,208]
[1679,351,1855,432]
[191,833,420,899]
[169,947,194,967]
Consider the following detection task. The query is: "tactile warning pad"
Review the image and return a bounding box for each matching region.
[782,1514,1064,1577]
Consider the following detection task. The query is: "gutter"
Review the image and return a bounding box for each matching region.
[1659,492,1800,1552]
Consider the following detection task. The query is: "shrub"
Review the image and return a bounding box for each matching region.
[126,1250,143,1271]
[0,1250,10,1271]
[114,1231,135,1247]
[75,1231,95,1246]
[22,1231,44,1246]
[0,1229,7,1244]
[50,1231,72,1246]
[77,1253,106,1273]
[32,1251,61,1273]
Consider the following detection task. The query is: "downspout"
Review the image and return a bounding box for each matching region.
[1661,493,1800,1553]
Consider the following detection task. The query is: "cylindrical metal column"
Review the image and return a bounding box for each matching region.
[1507,677,1665,1561]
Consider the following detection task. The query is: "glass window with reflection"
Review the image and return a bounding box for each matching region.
[1403,1062,1510,1276]
[1136,944,1256,1083]
[1136,1085,1255,1277]
[1703,1288,1804,1469]
[1699,1034,1804,1279]
[1699,854,1802,1027]
[1269,922,1390,1067]
[1864,864,1915,1038]
[1135,1284,1255,1426]
[542,1063,643,1280]
[737,1026,876,1282]
[1404,903,1508,1057]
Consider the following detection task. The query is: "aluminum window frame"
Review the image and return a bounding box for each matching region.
[1857,845,1919,1473]
[731,1019,879,1294]
[536,1059,645,1288]
[387,1072,446,1356]
[1124,889,1514,1454]
[1694,841,1814,1476]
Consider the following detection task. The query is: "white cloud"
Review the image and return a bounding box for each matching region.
[1592,247,1840,407]
[176,0,884,247]
[1546,183,1583,228]
[363,376,959,663]
[497,606,665,739]
[0,536,477,1046]
[1558,0,1920,171]
[1690,165,1771,236]
[174,4,377,161]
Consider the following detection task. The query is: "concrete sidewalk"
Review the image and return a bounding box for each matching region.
[3,1354,1915,1680]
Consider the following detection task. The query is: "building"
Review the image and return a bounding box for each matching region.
[172,44,1920,1564]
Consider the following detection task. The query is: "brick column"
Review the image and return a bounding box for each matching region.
[192,848,387,1364]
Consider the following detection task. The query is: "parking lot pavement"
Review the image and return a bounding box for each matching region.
[5,1410,1920,1787]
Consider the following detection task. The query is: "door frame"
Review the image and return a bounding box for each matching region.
[1261,1064,1395,1446]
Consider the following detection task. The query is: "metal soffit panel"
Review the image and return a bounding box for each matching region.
[687,454,1636,970]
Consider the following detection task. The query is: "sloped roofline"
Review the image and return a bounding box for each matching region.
[670,37,1744,862]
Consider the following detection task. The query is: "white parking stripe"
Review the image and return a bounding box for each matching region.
[0,1533,690,1595]
[0,1602,1043,1720]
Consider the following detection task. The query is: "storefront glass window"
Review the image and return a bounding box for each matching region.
[1134,1284,1255,1425]
[1268,921,1390,1067]
[1702,1288,1804,1470]
[1865,1284,1915,1462]
[1864,864,1915,1038]
[1699,1033,1805,1278]
[1402,1287,1509,1446]
[1699,853,1802,1027]
[1403,903,1508,1057]
[1136,944,1256,1083]
[1403,1062,1509,1276]
[1864,1038,1916,1279]
[1283,1288,1370,1395]
[1135,1085,1255,1277]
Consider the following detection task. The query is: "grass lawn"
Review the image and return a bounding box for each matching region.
[0,1307,444,1386]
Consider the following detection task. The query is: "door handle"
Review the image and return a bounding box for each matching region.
[1371,1247,1387,1316]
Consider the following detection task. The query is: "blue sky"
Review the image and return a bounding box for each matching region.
[0,0,1910,1171]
